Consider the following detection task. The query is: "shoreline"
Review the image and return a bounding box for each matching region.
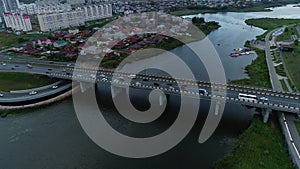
[213,19,299,169]
[170,2,300,16]
[0,86,78,118]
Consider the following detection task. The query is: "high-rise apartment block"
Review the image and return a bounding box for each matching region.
[38,4,112,32]
[2,0,19,12]
[3,12,32,31]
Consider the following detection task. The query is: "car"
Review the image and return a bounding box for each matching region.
[15,65,19,67]
[29,91,37,95]
[48,68,52,71]
[52,85,58,89]
[169,86,175,90]
[0,93,4,97]
[11,67,15,70]
[260,97,269,101]
[199,89,208,95]
[143,78,149,82]
[62,69,66,72]
[100,74,106,78]
[27,64,33,68]
[136,82,141,86]
[90,74,96,79]
[2,63,6,66]
[129,74,136,79]
[102,78,108,82]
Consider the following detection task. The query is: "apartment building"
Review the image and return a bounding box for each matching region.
[37,10,85,32]
[3,12,32,31]
[38,4,112,32]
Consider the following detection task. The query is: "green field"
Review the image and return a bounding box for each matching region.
[214,116,294,169]
[246,18,300,31]
[0,72,57,92]
[295,122,300,136]
[231,48,272,88]
[282,44,300,90]
[0,32,49,48]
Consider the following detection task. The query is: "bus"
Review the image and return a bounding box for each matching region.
[238,93,258,102]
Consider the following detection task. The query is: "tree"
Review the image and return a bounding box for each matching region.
[295,40,299,46]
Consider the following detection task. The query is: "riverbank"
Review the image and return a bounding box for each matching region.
[245,18,300,40]
[230,48,271,88]
[213,34,294,168]
[170,0,300,16]
[0,86,77,118]
[0,72,58,92]
[214,115,294,169]
[296,122,300,135]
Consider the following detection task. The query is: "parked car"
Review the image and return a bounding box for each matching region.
[52,85,58,89]
[0,93,4,97]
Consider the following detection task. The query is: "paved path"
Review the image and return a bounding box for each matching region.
[266,30,300,168]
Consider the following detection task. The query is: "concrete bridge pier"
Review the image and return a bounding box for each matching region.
[262,108,272,123]
[80,82,94,93]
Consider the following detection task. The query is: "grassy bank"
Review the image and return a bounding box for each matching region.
[295,122,300,136]
[282,44,300,90]
[245,18,300,31]
[231,48,272,88]
[214,116,294,169]
[214,38,294,168]
[0,72,57,92]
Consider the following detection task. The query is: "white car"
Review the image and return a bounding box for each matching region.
[260,97,268,101]
[52,85,58,89]
[0,93,4,97]
[136,82,141,86]
[129,74,136,79]
[102,78,108,82]
[29,91,37,95]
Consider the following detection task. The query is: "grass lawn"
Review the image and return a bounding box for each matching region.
[295,122,300,136]
[246,18,300,31]
[231,48,272,88]
[275,64,287,77]
[282,44,300,90]
[214,116,294,169]
[280,80,289,92]
[0,32,49,48]
[0,72,57,92]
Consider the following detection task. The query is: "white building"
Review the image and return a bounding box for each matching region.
[18,3,36,15]
[78,4,113,21]
[37,10,85,32]
[2,0,20,12]
[3,12,32,31]
[38,4,112,32]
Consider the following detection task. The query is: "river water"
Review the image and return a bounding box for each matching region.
[0,4,300,169]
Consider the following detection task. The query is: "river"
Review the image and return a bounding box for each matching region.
[0,4,300,169]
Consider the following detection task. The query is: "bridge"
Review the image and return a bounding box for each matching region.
[0,57,300,119]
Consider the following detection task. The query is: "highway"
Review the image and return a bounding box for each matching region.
[0,57,300,114]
